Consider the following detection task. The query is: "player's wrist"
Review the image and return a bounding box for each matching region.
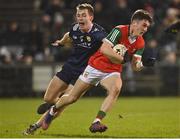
[136,61,144,70]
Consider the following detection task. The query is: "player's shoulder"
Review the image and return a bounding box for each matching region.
[70,22,80,32]
[137,36,145,48]
[113,25,128,35]
[92,23,106,32]
[115,25,128,30]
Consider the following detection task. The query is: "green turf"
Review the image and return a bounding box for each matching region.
[0,97,179,138]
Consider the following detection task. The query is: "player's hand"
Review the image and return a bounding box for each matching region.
[142,57,156,67]
[142,47,157,67]
[136,61,144,71]
[51,40,61,46]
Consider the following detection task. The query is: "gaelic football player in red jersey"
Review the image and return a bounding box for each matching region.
[42,9,153,133]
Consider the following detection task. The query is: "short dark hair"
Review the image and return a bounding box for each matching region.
[76,3,94,16]
[131,9,153,24]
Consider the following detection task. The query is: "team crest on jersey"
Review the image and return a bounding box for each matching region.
[86,36,91,42]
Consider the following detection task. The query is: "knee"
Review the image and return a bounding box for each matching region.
[67,95,78,104]
[109,86,121,98]
[43,95,54,103]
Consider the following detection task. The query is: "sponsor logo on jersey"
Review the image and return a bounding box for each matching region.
[77,43,91,48]
[86,36,91,42]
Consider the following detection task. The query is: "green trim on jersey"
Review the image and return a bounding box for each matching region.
[106,28,121,46]
[135,48,144,56]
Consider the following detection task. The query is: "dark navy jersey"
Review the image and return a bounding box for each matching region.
[64,23,107,73]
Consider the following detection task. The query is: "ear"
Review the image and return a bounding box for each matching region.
[132,20,139,26]
[90,15,94,21]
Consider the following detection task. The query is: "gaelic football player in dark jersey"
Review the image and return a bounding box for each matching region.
[24,3,107,135]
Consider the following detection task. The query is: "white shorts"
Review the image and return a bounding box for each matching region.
[79,65,120,86]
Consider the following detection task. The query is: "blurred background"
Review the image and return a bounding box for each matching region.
[0,0,179,97]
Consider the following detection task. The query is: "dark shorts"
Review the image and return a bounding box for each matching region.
[56,64,82,85]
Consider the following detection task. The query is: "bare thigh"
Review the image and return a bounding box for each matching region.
[43,76,69,103]
[68,78,93,101]
[100,74,122,95]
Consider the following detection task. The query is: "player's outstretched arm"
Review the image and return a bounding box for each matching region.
[51,32,73,47]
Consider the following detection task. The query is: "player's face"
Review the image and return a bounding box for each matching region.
[76,9,93,32]
[133,19,150,36]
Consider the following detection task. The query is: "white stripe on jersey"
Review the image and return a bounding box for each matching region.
[134,54,142,58]
[103,38,114,47]
[109,30,119,43]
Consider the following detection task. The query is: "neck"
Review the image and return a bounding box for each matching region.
[82,23,93,33]
[129,25,137,38]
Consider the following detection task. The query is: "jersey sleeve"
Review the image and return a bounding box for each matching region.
[134,48,144,57]
[134,38,145,57]
[105,28,122,46]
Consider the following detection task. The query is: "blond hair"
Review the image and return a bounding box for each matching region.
[76,3,94,16]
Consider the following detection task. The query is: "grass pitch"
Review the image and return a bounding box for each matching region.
[0,97,179,138]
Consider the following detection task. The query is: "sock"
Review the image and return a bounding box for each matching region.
[93,110,106,123]
[93,118,101,123]
[49,105,57,116]
[34,123,41,128]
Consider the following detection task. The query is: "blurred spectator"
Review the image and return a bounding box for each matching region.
[40,0,66,62]
[23,22,44,63]
[169,0,180,9]
[163,8,179,27]
[157,7,179,63]
[161,42,177,65]
[160,50,179,95]
[112,0,131,26]
[1,21,25,46]
[39,0,50,11]
[42,0,65,28]
[0,47,12,64]
[93,0,111,31]
[33,0,41,11]
[157,6,179,95]
[0,21,25,64]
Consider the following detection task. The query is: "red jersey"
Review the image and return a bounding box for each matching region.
[88,25,145,73]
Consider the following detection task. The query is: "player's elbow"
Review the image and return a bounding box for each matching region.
[99,44,108,55]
